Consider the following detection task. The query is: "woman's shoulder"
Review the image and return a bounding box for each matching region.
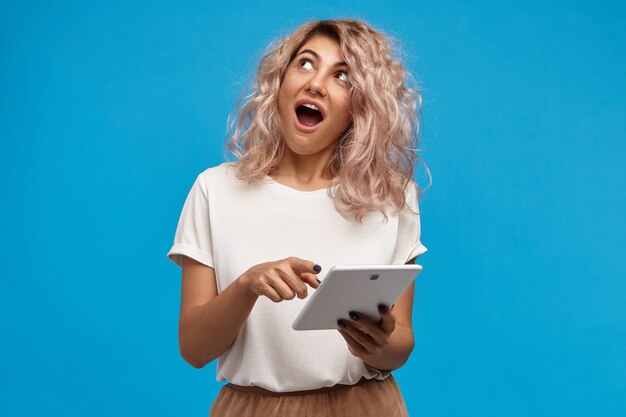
[196,161,263,196]
[197,161,237,182]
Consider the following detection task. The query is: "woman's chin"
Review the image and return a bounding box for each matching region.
[283,140,332,157]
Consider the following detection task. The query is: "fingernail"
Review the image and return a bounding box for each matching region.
[313,264,322,272]
[391,304,395,310]
[337,319,346,328]
[378,304,388,313]
[316,278,321,284]
[349,311,360,320]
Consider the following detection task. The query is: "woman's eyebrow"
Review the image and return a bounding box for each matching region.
[296,49,348,68]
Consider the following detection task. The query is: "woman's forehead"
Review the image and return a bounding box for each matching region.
[295,35,346,65]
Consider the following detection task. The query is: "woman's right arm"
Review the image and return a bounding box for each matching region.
[178,256,258,368]
[178,256,321,368]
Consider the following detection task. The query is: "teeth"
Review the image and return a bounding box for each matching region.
[302,103,320,112]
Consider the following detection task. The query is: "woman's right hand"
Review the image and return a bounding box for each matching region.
[240,257,322,302]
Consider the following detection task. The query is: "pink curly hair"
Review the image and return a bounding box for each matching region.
[225,18,429,223]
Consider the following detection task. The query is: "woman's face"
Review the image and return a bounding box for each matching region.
[277,34,352,158]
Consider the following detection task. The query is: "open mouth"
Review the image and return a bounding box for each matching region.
[295,103,324,127]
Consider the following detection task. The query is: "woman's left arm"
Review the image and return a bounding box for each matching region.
[337,257,418,371]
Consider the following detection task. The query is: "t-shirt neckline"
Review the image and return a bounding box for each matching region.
[263,175,336,195]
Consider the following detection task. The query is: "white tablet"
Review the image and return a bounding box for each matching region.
[292,264,422,331]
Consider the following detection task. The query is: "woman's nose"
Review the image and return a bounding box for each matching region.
[305,73,327,96]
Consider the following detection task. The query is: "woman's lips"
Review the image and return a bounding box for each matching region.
[294,98,326,119]
[293,111,324,133]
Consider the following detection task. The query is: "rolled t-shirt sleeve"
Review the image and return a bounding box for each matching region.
[391,182,428,265]
[167,173,215,269]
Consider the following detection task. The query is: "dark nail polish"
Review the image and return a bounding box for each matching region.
[316,278,321,284]
[378,304,388,313]
[337,319,346,328]
[349,311,360,320]
[313,264,322,272]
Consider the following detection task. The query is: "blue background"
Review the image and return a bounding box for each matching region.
[1,0,625,416]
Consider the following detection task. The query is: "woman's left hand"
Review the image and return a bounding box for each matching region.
[337,304,395,363]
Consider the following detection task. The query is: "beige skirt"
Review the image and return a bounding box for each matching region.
[209,374,409,417]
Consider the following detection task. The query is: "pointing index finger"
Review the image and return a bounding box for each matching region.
[287,257,322,276]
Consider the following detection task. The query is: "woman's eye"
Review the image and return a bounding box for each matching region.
[336,71,349,82]
[296,59,348,83]
[298,59,311,68]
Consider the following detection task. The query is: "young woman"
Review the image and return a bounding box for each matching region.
[167,18,428,417]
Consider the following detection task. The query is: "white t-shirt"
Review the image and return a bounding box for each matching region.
[167,162,427,392]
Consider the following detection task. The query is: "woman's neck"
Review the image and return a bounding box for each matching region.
[269,147,334,189]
